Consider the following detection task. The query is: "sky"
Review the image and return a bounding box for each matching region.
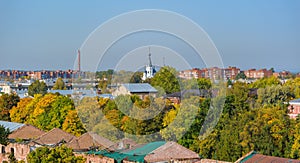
[0,1,299,72]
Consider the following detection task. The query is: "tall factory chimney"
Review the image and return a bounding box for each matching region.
[78,49,81,73]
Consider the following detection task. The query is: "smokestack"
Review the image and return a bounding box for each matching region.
[78,49,81,72]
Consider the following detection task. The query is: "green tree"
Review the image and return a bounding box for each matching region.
[235,72,247,80]
[151,66,180,94]
[249,76,281,89]
[257,85,294,107]
[284,77,300,98]
[98,80,109,93]
[130,72,143,83]
[197,78,212,90]
[53,77,66,90]
[28,80,47,96]
[290,120,300,159]
[8,152,17,163]
[27,145,86,163]
[0,125,10,145]
[76,97,104,132]
[0,93,20,121]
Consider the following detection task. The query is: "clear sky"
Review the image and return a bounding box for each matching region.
[0,1,299,72]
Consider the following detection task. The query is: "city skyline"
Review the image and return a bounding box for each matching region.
[1,1,299,72]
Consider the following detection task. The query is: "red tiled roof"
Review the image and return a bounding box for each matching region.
[67,132,114,151]
[241,154,300,163]
[235,151,300,163]
[197,159,231,163]
[144,141,200,162]
[8,124,45,140]
[33,128,75,146]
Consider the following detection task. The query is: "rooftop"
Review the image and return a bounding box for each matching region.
[235,151,300,163]
[67,132,114,151]
[33,128,75,146]
[122,83,157,93]
[0,120,24,132]
[290,98,300,104]
[8,124,45,140]
[144,141,200,162]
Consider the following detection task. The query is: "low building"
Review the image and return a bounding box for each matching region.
[87,141,200,163]
[244,68,273,79]
[144,141,200,163]
[235,151,300,163]
[112,83,158,99]
[288,98,300,119]
[0,121,45,162]
[0,85,11,94]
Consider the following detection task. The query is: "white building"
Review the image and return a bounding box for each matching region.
[142,48,156,80]
[0,85,11,94]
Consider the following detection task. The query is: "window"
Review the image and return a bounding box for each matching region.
[1,146,5,153]
[11,148,14,154]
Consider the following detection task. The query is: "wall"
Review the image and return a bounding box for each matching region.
[0,143,31,162]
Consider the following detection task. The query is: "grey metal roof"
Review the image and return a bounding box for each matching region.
[99,94,115,99]
[48,90,97,96]
[122,83,157,93]
[0,120,24,132]
[290,98,300,103]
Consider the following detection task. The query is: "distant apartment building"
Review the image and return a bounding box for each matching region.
[0,69,82,80]
[244,68,273,79]
[273,70,292,79]
[178,68,203,79]
[179,66,240,80]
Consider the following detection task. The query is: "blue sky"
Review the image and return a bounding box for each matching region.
[0,1,299,72]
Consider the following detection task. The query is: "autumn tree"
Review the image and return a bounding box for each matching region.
[249,76,281,89]
[151,66,180,94]
[9,93,86,135]
[257,85,294,107]
[284,77,300,98]
[0,93,20,121]
[53,77,66,90]
[10,97,32,123]
[28,80,47,96]
[290,120,300,159]
[76,97,104,132]
[62,110,86,136]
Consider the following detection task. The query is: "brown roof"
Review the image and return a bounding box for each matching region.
[198,159,231,163]
[33,128,75,146]
[67,132,114,151]
[144,141,200,162]
[8,124,45,140]
[240,154,300,163]
[235,151,300,163]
